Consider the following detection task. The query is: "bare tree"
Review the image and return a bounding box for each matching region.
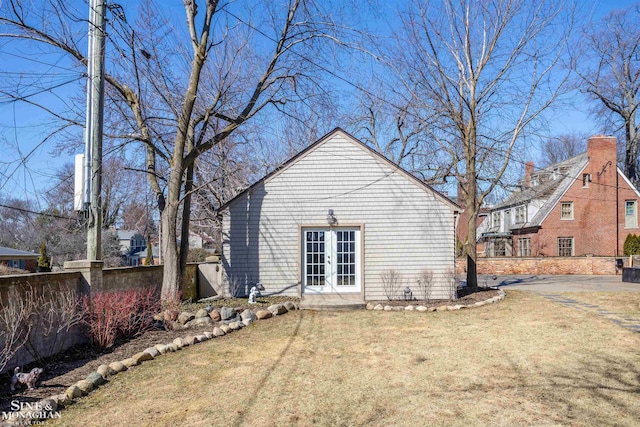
[0,0,354,301]
[393,0,573,290]
[0,285,36,373]
[573,5,640,185]
[540,133,588,166]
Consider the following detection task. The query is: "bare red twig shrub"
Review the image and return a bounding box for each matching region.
[81,288,160,350]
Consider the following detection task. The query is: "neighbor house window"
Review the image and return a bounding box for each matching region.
[515,206,526,224]
[492,212,501,228]
[560,202,573,220]
[582,173,592,188]
[558,237,574,257]
[518,238,531,257]
[625,200,638,228]
[8,260,25,269]
[493,240,506,257]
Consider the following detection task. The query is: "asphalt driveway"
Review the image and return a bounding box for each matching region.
[477,274,640,292]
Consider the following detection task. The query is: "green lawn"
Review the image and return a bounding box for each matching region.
[47,291,640,426]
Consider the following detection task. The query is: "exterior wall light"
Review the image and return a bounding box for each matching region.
[327,209,338,226]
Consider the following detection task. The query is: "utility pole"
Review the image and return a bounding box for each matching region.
[85,0,106,260]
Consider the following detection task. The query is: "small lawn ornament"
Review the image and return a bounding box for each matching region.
[248,282,264,304]
[403,286,413,301]
[11,367,44,392]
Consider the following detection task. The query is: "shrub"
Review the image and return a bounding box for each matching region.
[81,288,161,350]
[380,269,402,300]
[623,234,640,255]
[187,247,212,263]
[416,270,434,305]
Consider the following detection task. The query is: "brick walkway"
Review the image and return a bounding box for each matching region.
[537,292,640,333]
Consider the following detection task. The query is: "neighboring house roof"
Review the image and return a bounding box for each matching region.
[490,153,588,231]
[117,230,140,241]
[0,246,39,259]
[219,127,461,212]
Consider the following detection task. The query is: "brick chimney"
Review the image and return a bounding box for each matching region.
[587,135,617,183]
[524,161,534,188]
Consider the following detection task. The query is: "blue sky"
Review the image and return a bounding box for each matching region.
[0,0,638,206]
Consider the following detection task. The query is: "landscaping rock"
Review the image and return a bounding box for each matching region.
[184,336,197,346]
[219,324,231,334]
[75,380,93,394]
[97,364,116,378]
[154,344,169,354]
[143,347,159,357]
[51,393,72,407]
[178,312,195,325]
[392,306,404,311]
[268,304,287,315]
[405,305,415,311]
[170,321,185,331]
[163,309,179,322]
[109,361,127,373]
[255,309,272,320]
[284,301,296,311]
[436,306,448,312]
[132,351,154,364]
[65,385,83,400]
[209,310,221,321]
[228,322,241,330]
[173,337,186,348]
[240,309,257,322]
[204,331,214,339]
[195,308,209,318]
[234,306,244,313]
[221,307,236,321]
[86,372,105,387]
[168,342,179,352]
[213,326,225,336]
[415,306,428,312]
[121,358,139,368]
[428,307,437,312]
[366,302,374,310]
[242,318,253,327]
[196,334,208,342]
[383,305,392,311]
[185,316,215,328]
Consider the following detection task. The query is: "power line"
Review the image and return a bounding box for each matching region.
[0,202,76,220]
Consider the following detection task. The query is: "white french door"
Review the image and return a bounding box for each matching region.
[303,228,360,294]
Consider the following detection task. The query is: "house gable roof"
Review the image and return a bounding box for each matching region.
[0,246,39,259]
[219,127,460,212]
[490,153,589,230]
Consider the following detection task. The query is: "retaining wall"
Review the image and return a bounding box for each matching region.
[455,256,619,276]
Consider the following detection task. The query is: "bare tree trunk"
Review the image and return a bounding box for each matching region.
[160,200,180,302]
[179,164,194,275]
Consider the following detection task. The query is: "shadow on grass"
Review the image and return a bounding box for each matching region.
[492,353,640,424]
[232,310,307,427]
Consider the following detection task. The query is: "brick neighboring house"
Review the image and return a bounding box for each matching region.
[0,246,39,272]
[478,135,640,257]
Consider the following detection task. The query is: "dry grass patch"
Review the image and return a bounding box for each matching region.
[46,291,640,426]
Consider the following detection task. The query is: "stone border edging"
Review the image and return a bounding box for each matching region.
[365,289,506,312]
[1,301,300,426]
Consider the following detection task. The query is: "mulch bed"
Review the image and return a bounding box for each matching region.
[369,287,500,307]
[0,290,498,412]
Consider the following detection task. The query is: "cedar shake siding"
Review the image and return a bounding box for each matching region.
[220,129,459,301]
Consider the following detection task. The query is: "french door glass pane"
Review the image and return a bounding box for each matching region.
[305,231,325,286]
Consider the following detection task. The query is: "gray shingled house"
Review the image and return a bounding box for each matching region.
[218,128,460,307]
